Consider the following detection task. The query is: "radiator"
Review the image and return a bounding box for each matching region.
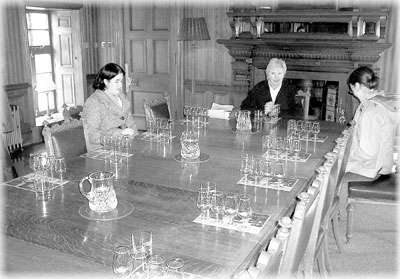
[5,105,23,152]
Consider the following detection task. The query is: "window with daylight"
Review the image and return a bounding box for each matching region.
[26,10,57,117]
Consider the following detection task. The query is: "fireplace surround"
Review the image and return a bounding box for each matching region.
[217,5,392,122]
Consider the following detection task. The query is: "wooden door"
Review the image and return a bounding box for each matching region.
[51,10,84,111]
[124,3,178,130]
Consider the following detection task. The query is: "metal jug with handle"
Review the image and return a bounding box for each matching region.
[79,171,118,213]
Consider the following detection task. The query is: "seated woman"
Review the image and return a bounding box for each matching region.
[346,66,399,178]
[83,63,138,152]
[240,58,298,117]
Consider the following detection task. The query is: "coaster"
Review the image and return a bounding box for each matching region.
[172,153,210,163]
[78,200,134,221]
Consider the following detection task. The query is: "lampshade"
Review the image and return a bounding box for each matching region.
[178,18,210,41]
[35,80,56,93]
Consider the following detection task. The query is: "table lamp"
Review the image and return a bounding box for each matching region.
[178,17,210,106]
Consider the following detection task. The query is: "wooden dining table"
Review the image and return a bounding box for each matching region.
[4,118,345,278]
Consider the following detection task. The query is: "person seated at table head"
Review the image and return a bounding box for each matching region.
[346,66,399,178]
[82,62,138,152]
[239,58,298,117]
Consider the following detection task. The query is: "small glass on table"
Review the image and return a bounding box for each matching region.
[238,194,252,229]
[112,245,133,278]
[224,192,238,225]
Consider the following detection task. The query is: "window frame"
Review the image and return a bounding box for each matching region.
[26,9,57,117]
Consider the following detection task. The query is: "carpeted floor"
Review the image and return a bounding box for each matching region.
[327,202,399,279]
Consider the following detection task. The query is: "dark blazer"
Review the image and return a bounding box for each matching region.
[240,79,298,117]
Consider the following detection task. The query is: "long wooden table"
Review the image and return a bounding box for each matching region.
[4,118,345,278]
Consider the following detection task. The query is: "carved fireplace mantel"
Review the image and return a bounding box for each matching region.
[217,5,392,121]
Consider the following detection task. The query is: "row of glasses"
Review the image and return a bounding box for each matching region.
[287,119,320,142]
[100,133,133,164]
[262,135,301,162]
[29,154,66,181]
[148,118,174,141]
[196,186,253,228]
[240,153,287,183]
[113,229,184,278]
[183,106,208,128]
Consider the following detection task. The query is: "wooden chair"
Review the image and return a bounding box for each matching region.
[236,187,322,279]
[42,118,87,159]
[143,92,171,128]
[327,126,354,253]
[303,152,340,276]
[346,172,398,243]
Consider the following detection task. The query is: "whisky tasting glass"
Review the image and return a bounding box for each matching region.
[112,245,133,277]
[54,157,66,181]
[240,153,254,184]
[224,193,238,225]
[196,188,211,220]
[210,190,225,223]
[238,194,252,229]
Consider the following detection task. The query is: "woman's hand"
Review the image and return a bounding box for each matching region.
[264,102,274,115]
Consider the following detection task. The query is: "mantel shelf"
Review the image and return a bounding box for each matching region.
[217,38,392,63]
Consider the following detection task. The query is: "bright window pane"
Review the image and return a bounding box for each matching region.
[37,93,48,111]
[34,54,52,73]
[28,30,50,46]
[35,73,54,91]
[26,13,49,29]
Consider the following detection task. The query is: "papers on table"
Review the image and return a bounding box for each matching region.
[237,175,298,192]
[2,173,68,192]
[207,102,234,120]
[193,212,271,235]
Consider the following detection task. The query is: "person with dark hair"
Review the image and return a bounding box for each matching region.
[240,58,298,117]
[83,63,138,151]
[346,66,399,178]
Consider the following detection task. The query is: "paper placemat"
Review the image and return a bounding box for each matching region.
[193,212,270,234]
[262,150,311,162]
[135,132,176,142]
[237,175,298,192]
[2,173,68,192]
[299,134,328,143]
[81,149,134,161]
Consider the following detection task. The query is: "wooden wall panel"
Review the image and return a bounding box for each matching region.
[153,6,169,30]
[128,5,145,31]
[59,35,73,66]
[154,40,169,74]
[61,74,75,105]
[130,40,146,73]
[182,1,232,85]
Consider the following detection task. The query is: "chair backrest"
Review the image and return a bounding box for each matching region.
[301,154,340,275]
[42,119,87,159]
[143,92,170,128]
[279,186,321,276]
[337,126,354,188]
[249,187,321,278]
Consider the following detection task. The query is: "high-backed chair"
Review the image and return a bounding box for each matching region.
[327,127,354,253]
[234,185,322,279]
[143,92,171,128]
[346,172,398,243]
[303,153,340,276]
[42,118,87,159]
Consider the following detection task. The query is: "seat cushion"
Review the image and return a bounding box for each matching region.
[151,103,170,119]
[348,174,398,200]
[51,126,87,159]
